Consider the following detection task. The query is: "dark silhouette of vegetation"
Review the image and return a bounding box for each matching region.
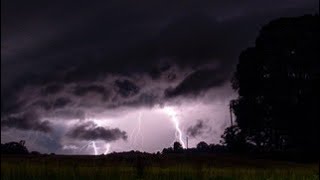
[223,14,319,155]
[220,125,252,153]
[136,154,145,179]
[196,141,209,152]
[30,151,41,155]
[162,141,227,154]
[173,141,184,153]
[1,140,29,155]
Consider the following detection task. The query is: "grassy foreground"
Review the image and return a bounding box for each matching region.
[1,154,318,180]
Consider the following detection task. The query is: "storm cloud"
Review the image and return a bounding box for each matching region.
[1,112,52,133]
[165,68,227,98]
[41,84,64,96]
[67,121,127,142]
[73,85,109,101]
[53,97,72,109]
[187,120,212,138]
[2,1,318,119]
[1,0,318,153]
[114,80,140,98]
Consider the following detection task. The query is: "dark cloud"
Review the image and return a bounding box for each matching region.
[1,0,318,125]
[67,121,127,142]
[31,97,72,110]
[1,112,52,133]
[50,109,85,120]
[1,12,245,105]
[53,97,71,109]
[41,84,64,96]
[32,100,51,110]
[149,63,172,80]
[1,98,25,116]
[165,68,227,98]
[187,120,211,138]
[108,92,161,109]
[152,14,229,65]
[114,80,140,98]
[73,85,109,101]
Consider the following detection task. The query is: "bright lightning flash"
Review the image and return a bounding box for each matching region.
[129,111,144,150]
[78,143,89,153]
[104,143,111,154]
[163,106,186,148]
[78,141,111,155]
[136,111,144,149]
[91,141,98,155]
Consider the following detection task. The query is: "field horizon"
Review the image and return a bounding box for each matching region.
[1,153,318,180]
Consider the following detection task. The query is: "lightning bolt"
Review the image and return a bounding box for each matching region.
[78,143,90,153]
[129,111,144,150]
[81,114,98,155]
[78,141,98,155]
[137,111,144,150]
[104,143,111,154]
[163,106,186,148]
[129,126,137,146]
[91,141,98,155]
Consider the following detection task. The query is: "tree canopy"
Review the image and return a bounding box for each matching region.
[1,140,29,154]
[229,14,319,153]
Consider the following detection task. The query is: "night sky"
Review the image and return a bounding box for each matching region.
[1,0,318,154]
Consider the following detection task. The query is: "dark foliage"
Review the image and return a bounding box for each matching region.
[196,141,209,152]
[224,14,319,154]
[162,141,228,154]
[30,151,41,155]
[1,140,29,155]
[173,142,184,153]
[136,154,145,178]
[220,125,254,153]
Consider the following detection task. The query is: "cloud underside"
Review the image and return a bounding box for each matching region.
[1,0,318,134]
[66,121,127,142]
[1,14,238,129]
[1,112,51,133]
[187,120,212,138]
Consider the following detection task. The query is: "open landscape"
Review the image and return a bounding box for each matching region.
[1,0,319,179]
[2,154,318,180]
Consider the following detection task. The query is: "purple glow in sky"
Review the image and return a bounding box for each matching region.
[1,0,318,154]
[1,84,235,154]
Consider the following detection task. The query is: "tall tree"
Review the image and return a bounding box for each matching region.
[231,14,319,153]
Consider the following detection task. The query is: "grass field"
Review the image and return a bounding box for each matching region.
[1,154,318,180]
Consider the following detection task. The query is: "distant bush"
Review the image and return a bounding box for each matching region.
[162,141,229,155]
[1,140,29,155]
[30,151,41,155]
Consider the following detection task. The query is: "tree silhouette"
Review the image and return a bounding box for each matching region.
[229,14,319,153]
[1,140,29,154]
[221,125,251,152]
[31,151,41,155]
[196,141,209,152]
[173,141,183,153]
[162,147,174,154]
